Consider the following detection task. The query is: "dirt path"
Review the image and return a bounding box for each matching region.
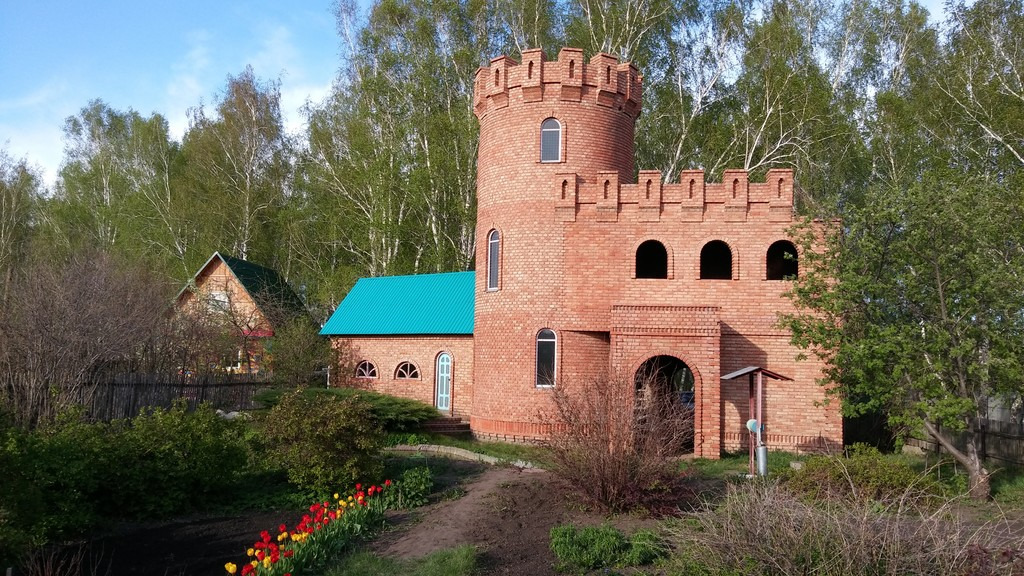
[373,466,586,575]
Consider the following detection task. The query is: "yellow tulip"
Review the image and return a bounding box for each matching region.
[224,562,237,575]
[262,558,272,568]
[333,492,340,500]
[247,548,254,557]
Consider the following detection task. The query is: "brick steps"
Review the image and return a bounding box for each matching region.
[421,417,471,437]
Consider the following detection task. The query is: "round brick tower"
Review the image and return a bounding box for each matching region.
[470,47,643,439]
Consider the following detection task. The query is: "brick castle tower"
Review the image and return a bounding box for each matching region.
[469,48,841,456]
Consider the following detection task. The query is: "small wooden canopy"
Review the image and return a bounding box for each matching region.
[721,366,791,475]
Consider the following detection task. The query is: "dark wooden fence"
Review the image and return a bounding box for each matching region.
[84,373,273,421]
[907,418,1024,466]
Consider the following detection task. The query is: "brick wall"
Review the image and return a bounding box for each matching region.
[334,335,474,420]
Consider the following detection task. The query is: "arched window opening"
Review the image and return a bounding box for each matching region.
[645,179,652,199]
[777,177,784,198]
[487,229,500,291]
[766,240,798,280]
[732,178,739,199]
[540,118,561,163]
[494,68,500,86]
[395,361,420,379]
[636,240,668,279]
[528,60,534,79]
[569,60,575,78]
[603,180,610,199]
[355,360,377,379]
[688,178,695,199]
[561,179,568,200]
[700,240,733,279]
[536,329,557,387]
[606,66,611,84]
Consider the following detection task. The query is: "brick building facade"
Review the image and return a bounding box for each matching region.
[322,48,842,458]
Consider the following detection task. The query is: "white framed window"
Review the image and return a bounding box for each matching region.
[540,118,561,163]
[487,229,500,291]
[355,360,378,379]
[395,361,421,380]
[536,329,557,387]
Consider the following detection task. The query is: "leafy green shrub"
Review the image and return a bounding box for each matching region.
[110,400,250,517]
[256,387,438,432]
[0,402,252,565]
[549,524,664,573]
[783,444,943,502]
[384,466,434,509]
[261,390,384,496]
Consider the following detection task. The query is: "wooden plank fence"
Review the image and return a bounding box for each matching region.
[83,373,273,421]
[907,419,1024,466]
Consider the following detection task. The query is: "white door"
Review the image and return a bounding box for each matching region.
[436,353,452,412]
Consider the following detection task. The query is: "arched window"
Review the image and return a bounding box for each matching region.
[395,361,420,379]
[536,329,557,387]
[766,240,798,280]
[700,240,733,279]
[355,360,377,379]
[540,118,561,163]
[487,229,500,291]
[635,240,668,279]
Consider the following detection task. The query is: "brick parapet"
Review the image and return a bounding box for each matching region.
[474,48,642,122]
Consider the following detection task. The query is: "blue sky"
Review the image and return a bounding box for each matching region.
[0,0,344,186]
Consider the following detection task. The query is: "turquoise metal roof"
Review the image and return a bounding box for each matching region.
[321,271,475,336]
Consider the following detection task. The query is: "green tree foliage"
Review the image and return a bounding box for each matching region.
[182,67,292,266]
[784,0,1024,500]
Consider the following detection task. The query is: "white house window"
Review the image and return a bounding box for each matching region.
[487,229,500,291]
[536,329,557,387]
[540,118,561,163]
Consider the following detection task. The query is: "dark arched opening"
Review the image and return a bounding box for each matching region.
[635,355,695,454]
[766,240,798,280]
[635,240,668,279]
[700,240,733,279]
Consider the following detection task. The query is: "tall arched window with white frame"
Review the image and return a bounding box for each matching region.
[540,118,561,162]
[487,229,500,291]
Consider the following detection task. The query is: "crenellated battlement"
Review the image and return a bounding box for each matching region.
[554,168,794,223]
[473,47,642,120]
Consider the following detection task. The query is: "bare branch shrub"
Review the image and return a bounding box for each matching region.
[542,371,694,512]
[667,480,1024,575]
[0,250,176,428]
[20,543,110,576]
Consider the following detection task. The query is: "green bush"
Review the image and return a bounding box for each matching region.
[256,387,439,432]
[549,524,664,574]
[383,466,434,509]
[0,402,252,565]
[783,444,943,502]
[261,390,384,496]
[109,401,250,517]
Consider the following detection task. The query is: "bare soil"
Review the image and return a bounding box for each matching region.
[74,458,658,576]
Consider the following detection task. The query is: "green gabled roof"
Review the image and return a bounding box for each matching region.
[218,254,308,318]
[321,271,475,336]
[177,252,308,320]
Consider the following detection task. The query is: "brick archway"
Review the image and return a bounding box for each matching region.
[634,354,696,453]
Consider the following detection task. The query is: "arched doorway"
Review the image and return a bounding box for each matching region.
[635,355,695,453]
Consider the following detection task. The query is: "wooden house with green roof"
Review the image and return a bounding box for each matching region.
[176,252,308,374]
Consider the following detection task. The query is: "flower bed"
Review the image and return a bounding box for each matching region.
[225,480,392,576]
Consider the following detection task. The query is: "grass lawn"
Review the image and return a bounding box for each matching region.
[328,546,477,576]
